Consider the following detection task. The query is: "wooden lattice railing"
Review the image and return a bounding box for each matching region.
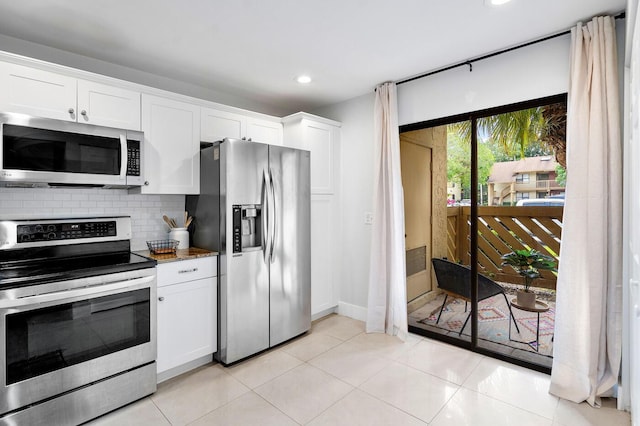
[446,206,563,290]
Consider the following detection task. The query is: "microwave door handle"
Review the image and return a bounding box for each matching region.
[0,275,155,309]
[119,135,127,180]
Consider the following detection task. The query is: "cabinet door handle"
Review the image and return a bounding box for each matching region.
[158,296,165,301]
[81,110,87,116]
[178,268,198,274]
[68,108,75,114]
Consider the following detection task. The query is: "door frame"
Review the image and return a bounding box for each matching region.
[400,93,568,375]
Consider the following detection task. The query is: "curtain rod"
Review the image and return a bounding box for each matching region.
[395,11,626,86]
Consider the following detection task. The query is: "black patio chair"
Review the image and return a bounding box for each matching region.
[431,258,520,336]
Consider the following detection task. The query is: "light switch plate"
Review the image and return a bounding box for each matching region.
[364,212,374,225]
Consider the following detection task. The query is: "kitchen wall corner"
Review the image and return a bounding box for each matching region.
[0,187,185,250]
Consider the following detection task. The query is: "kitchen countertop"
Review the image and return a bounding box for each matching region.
[134,247,217,264]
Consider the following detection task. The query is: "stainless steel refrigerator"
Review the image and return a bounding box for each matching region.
[186,138,311,365]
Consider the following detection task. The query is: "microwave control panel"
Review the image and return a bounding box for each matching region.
[16,221,117,243]
[127,140,141,176]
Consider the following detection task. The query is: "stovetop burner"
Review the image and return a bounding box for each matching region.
[0,247,154,289]
[0,217,156,290]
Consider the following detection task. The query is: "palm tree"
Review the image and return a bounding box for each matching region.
[449,102,566,166]
[483,108,546,159]
[539,102,567,168]
[450,108,544,159]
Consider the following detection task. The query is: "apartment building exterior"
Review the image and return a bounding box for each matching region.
[487,156,565,206]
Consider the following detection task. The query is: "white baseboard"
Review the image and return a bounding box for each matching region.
[337,301,367,322]
[311,306,338,321]
[157,354,214,384]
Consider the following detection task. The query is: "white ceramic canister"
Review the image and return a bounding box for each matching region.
[168,227,189,249]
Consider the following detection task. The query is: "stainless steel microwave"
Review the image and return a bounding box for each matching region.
[0,113,144,188]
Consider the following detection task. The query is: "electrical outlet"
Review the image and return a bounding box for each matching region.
[364,212,374,225]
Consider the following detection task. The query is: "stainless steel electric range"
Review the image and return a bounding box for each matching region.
[0,216,157,425]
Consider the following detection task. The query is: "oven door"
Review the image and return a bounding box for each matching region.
[0,268,156,415]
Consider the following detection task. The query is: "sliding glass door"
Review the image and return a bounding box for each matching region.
[404,94,566,373]
[404,121,471,350]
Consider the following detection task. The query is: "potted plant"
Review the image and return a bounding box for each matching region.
[501,248,557,308]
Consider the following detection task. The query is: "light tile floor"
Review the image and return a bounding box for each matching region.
[88,314,631,426]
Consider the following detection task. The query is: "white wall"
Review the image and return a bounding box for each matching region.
[0,187,185,251]
[315,24,627,316]
[398,34,571,126]
[315,39,573,312]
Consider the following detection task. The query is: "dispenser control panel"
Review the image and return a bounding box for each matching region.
[231,204,262,253]
[232,206,242,253]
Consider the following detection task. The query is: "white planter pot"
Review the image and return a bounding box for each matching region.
[516,290,536,308]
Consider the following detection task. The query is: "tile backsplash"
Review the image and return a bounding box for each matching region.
[0,187,186,251]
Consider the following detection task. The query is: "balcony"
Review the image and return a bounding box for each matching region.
[446,206,562,290]
[407,205,562,362]
[535,179,564,191]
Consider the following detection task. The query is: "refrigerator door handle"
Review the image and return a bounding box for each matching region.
[262,169,270,263]
[268,168,277,263]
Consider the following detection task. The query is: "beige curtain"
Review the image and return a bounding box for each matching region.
[549,16,622,407]
[366,82,408,340]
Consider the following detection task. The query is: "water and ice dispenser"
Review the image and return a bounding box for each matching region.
[232,204,262,253]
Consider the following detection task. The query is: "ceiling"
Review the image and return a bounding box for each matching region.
[0,0,627,116]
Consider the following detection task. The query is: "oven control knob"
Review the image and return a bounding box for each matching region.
[47,225,56,232]
[20,234,31,242]
[35,225,44,233]
[47,232,56,240]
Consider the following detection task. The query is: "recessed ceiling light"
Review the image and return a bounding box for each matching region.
[485,0,511,5]
[296,75,312,84]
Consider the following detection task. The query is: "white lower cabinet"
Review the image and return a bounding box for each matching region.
[311,195,338,315]
[156,257,217,377]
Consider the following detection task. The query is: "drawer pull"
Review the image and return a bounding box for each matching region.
[158,296,165,302]
[178,268,198,274]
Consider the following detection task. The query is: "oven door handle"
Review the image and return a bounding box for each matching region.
[0,275,155,309]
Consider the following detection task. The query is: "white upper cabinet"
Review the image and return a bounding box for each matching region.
[77,80,141,130]
[0,62,141,130]
[201,106,283,145]
[0,62,76,122]
[282,112,340,194]
[201,108,246,142]
[246,117,283,145]
[140,94,200,194]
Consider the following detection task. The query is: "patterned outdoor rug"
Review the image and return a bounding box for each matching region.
[409,293,555,357]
